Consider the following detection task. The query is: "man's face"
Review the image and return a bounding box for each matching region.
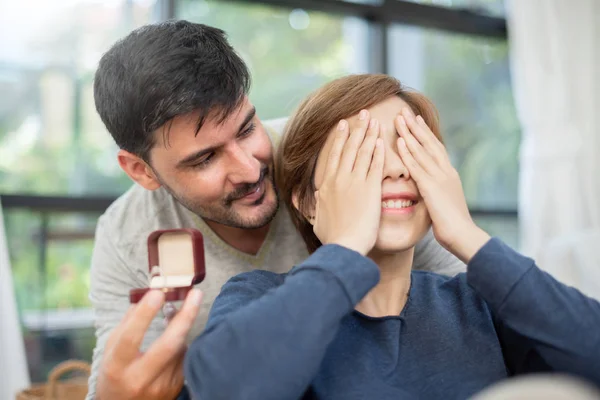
[147,98,279,229]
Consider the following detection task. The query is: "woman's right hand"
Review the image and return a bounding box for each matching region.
[313,110,385,256]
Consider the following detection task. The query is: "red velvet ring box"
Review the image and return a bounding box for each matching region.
[129,229,206,304]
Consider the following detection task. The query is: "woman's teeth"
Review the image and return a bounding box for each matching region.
[382,200,415,209]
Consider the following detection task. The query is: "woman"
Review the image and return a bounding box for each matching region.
[182,74,600,399]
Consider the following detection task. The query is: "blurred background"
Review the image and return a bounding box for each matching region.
[1,0,598,392]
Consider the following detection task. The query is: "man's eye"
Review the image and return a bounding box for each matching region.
[194,154,214,168]
[239,123,256,138]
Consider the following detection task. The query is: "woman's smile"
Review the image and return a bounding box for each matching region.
[381,192,419,215]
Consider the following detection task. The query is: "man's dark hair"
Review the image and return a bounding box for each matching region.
[94,20,250,161]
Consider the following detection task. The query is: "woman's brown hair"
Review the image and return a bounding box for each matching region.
[275,74,442,253]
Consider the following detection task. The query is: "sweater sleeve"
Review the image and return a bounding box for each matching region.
[183,244,380,400]
[466,238,600,384]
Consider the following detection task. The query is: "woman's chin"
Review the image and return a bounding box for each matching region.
[372,238,416,254]
[373,224,430,254]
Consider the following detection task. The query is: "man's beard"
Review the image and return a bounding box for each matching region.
[158,165,279,229]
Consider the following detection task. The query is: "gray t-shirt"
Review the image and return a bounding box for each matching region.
[86,141,464,400]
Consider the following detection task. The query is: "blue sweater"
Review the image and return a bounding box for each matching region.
[182,238,600,399]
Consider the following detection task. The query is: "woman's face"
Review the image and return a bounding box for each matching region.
[313,96,431,253]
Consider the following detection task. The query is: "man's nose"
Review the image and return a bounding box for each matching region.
[227,144,261,185]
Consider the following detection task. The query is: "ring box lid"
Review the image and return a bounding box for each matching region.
[129,229,205,303]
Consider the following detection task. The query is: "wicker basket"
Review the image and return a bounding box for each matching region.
[16,360,91,400]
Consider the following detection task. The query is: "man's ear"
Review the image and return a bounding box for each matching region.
[117,149,161,191]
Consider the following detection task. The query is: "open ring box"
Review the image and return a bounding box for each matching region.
[129,229,206,315]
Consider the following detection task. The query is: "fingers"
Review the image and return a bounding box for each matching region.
[324,120,349,181]
[168,352,186,390]
[105,305,137,353]
[353,118,380,177]
[397,137,427,181]
[165,355,186,399]
[367,138,385,182]
[338,109,370,173]
[134,347,186,400]
[395,115,441,176]
[112,290,165,364]
[400,108,448,165]
[130,288,203,387]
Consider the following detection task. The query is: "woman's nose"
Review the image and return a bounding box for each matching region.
[383,144,410,181]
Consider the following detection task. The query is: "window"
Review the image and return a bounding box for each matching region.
[178,0,371,120]
[0,0,160,196]
[404,0,505,16]
[5,209,99,380]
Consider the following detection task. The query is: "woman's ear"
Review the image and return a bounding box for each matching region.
[292,191,316,225]
[291,192,300,212]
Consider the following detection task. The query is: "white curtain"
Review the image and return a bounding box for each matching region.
[507,0,600,297]
[0,200,31,398]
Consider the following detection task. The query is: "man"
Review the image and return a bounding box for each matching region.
[88,20,464,399]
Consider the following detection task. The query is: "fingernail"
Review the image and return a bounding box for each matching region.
[147,290,164,307]
[338,120,346,130]
[398,115,406,126]
[416,115,424,123]
[189,289,203,306]
[399,138,406,147]
[369,119,378,129]
[403,108,413,117]
[359,110,368,120]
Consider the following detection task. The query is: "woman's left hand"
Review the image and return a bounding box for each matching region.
[394,107,490,263]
